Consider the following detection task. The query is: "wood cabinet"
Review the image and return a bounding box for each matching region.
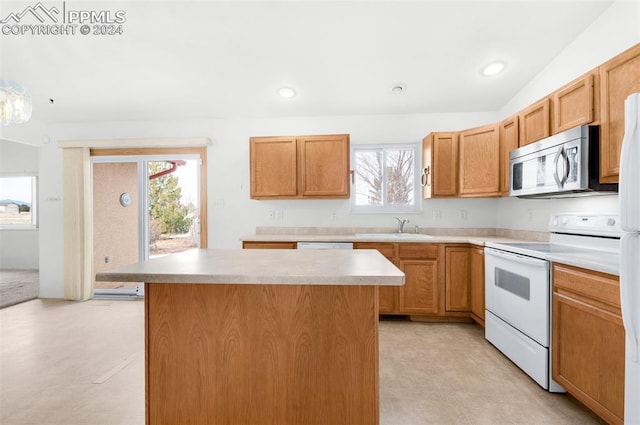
[458,123,500,197]
[242,241,297,249]
[250,134,350,199]
[552,263,624,425]
[422,132,458,198]
[444,246,470,312]
[355,242,398,313]
[499,115,519,196]
[518,98,551,146]
[398,244,440,315]
[355,243,441,316]
[469,245,485,326]
[552,72,597,134]
[599,43,640,183]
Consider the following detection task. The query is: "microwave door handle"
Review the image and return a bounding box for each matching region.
[553,146,565,188]
[561,149,570,185]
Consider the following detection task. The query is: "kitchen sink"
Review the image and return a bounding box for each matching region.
[354,233,434,239]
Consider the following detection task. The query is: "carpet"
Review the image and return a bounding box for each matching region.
[0,269,39,308]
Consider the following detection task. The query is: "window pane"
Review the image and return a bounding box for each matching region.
[385,148,414,205]
[0,176,35,226]
[354,150,382,206]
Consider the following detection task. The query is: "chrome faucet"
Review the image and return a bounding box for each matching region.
[395,217,410,233]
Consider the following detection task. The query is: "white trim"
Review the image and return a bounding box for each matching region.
[58,137,211,149]
[351,143,422,214]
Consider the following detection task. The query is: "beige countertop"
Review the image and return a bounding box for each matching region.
[241,232,619,275]
[95,248,405,286]
[241,233,530,246]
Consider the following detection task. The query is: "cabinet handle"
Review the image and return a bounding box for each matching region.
[350,170,355,184]
[421,166,430,187]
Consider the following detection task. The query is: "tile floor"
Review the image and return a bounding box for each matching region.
[0,299,604,425]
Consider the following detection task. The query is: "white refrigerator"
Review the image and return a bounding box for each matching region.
[620,92,640,425]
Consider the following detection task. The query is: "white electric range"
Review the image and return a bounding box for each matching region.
[484,213,621,392]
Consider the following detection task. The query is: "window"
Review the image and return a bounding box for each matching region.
[0,176,37,228]
[351,143,421,213]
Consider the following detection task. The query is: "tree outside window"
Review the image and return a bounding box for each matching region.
[352,144,420,213]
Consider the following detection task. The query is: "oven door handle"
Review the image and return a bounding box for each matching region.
[485,248,548,267]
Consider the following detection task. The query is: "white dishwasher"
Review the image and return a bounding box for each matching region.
[297,242,353,250]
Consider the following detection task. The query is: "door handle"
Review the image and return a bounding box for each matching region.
[553,147,569,188]
[421,166,430,187]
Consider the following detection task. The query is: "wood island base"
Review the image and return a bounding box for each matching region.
[145,282,379,425]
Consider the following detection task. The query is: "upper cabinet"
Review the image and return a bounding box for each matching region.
[250,134,350,199]
[422,132,458,198]
[552,72,598,134]
[499,115,519,196]
[458,123,500,197]
[599,43,640,183]
[518,98,551,146]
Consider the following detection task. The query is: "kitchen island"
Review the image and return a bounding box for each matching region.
[96,249,404,425]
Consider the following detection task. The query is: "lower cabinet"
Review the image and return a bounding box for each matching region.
[552,263,624,425]
[469,245,485,326]
[444,246,470,312]
[355,242,398,313]
[397,244,440,315]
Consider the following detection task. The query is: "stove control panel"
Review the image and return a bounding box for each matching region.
[549,213,622,237]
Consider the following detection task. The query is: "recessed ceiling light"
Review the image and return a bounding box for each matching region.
[481,61,507,76]
[277,87,296,98]
[390,83,407,94]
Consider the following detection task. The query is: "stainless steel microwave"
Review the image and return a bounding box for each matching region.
[509,125,618,198]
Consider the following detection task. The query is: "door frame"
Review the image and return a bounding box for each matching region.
[60,139,209,301]
[91,147,208,249]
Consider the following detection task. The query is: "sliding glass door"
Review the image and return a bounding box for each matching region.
[92,155,201,297]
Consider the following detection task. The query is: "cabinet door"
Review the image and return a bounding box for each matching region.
[399,259,439,315]
[552,73,595,134]
[459,123,500,197]
[552,264,624,425]
[422,132,458,198]
[499,115,519,196]
[445,247,470,312]
[242,241,297,249]
[250,137,298,198]
[299,134,350,197]
[470,246,485,325]
[355,242,398,313]
[599,43,640,183]
[519,98,551,146]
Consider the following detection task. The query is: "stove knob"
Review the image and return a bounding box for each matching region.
[561,217,569,225]
[551,218,558,227]
[607,217,616,226]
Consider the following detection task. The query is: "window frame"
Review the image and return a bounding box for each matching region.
[0,174,38,230]
[350,143,422,214]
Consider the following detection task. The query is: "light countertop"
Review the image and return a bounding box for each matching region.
[241,233,620,275]
[95,248,405,286]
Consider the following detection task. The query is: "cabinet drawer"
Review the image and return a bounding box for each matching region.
[354,242,396,259]
[398,244,438,259]
[553,263,620,310]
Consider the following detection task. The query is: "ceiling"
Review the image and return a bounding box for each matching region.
[0,0,615,124]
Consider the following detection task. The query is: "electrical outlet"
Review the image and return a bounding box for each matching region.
[277,210,284,220]
[268,210,275,220]
[459,209,467,220]
[527,209,534,221]
[432,210,442,220]
[332,210,337,220]
[212,199,225,209]
[104,256,110,264]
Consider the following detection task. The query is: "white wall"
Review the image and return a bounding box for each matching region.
[0,140,39,269]
[495,0,639,231]
[14,0,640,298]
